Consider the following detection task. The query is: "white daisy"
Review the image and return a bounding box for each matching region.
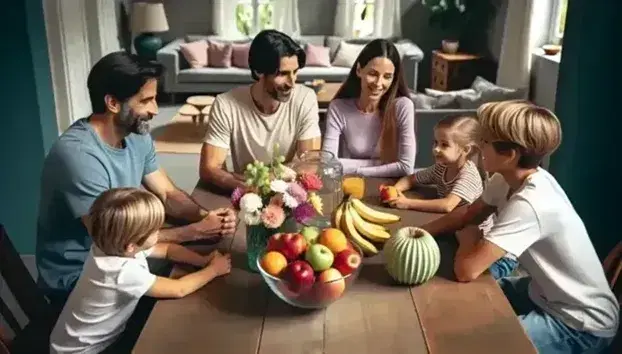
[270,179,288,193]
[243,211,261,225]
[239,193,263,214]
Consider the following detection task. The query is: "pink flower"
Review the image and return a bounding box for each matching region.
[231,187,245,209]
[261,204,286,229]
[298,173,323,191]
[293,202,315,224]
[287,182,308,203]
[269,194,284,207]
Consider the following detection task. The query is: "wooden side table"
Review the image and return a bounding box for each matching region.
[185,95,215,124]
[431,50,481,91]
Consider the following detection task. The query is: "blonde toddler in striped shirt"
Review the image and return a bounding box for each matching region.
[390,115,518,279]
[391,115,488,216]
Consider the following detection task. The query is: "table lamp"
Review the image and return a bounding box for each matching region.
[132,2,169,60]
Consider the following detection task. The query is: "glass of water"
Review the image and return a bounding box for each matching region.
[291,150,344,228]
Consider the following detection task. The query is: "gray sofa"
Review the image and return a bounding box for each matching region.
[157,35,424,96]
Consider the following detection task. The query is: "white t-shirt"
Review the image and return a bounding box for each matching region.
[204,84,322,173]
[482,169,619,337]
[50,246,157,354]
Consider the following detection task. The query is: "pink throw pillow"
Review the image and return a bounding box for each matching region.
[179,40,208,68]
[232,42,251,68]
[305,43,331,67]
[208,40,232,68]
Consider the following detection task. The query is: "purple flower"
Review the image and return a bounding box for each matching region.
[231,187,245,209]
[287,182,308,204]
[293,202,315,224]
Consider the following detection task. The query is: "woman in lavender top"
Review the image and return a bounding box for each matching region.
[322,39,416,177]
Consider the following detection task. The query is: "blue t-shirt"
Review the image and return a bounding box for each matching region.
[36,118,159,294]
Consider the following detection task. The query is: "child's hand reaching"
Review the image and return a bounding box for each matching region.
[202,250,219,266]
[207,251,232,276]
[387,191,413,210]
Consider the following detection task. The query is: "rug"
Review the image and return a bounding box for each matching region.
[152,113,208,154]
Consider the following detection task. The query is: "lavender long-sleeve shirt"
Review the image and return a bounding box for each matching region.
[322,96,416,177]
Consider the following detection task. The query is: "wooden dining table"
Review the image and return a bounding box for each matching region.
[133,178,536,354]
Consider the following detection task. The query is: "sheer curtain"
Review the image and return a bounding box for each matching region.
[273,0,300,37]
[212,0,242,38]
[496,0,552,89]
[373,0,401,38]
[334,0,355,37]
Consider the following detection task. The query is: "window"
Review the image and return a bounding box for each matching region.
[551,0,567,43]
[353,0,375,38]
[235,0,274,37]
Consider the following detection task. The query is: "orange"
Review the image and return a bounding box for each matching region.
[260,251,288,276]
[318,228,348,254]
[343,176,365,199]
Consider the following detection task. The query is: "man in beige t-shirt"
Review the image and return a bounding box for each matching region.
[200,30,322,191]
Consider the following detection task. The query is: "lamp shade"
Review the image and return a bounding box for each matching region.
[132,2,169,33]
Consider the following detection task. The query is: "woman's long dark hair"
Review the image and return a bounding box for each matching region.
[334,39,410,163]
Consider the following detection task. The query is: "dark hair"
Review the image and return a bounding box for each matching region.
[334,39,410,163]
[248,30,306,81]
[87,51,163,114]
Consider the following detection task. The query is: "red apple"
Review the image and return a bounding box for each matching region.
[312,268,346,303]
[283,260,316,294]
[267,233,308,261]
[333,248,362,276]
[379,185,398,203]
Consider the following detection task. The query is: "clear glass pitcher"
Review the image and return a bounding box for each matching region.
[291,150,344,229]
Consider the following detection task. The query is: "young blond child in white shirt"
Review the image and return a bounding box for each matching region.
[50,188,232,354]
[420,100,618,353]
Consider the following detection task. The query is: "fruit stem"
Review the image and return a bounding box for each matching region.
[409,228,426,239]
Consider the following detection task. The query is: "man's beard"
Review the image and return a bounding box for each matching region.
[115,103,151,135]
[267,83,293,102]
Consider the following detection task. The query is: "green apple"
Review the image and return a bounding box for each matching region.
[300,226,321,245]
[305,244,334,272]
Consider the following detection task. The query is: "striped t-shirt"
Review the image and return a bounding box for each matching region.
[413,160,484,205]
[413,160,493,231]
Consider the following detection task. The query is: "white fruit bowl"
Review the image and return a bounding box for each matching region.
[256,241,363,309]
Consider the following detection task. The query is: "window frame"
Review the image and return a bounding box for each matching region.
[549,0,567,44]
[352,0,376,39]
[236,0,273,37]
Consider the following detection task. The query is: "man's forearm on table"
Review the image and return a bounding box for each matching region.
[163,189,208,223]
[157,224,201,243]
[203,168,246,191]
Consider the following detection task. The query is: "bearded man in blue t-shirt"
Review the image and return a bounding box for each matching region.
[36,52,237,312]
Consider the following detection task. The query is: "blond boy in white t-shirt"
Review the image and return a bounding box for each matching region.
[421,100,619,353]
[50,188,232,354]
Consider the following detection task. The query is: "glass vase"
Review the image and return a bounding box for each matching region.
[245,217,298,272]
[291,150,344,228]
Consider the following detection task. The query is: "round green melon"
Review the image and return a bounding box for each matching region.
[384,227,441,285]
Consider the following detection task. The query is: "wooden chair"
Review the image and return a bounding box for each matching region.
[603,241,622,353]
[0,224,53,353]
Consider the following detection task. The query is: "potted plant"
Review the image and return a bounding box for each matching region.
[422,0,468,53]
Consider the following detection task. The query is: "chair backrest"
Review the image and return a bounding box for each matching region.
[603,241,622,301]
[0,224,50,341]
[603,241,621,354]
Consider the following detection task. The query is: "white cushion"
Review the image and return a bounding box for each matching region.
[331,41,366,68]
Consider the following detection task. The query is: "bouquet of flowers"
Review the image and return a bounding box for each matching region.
[230,144,324,229]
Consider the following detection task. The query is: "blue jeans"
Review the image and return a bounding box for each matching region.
[489,256,519,280]
[498,276,614,353]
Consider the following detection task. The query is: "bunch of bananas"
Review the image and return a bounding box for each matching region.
[332,197,400,256]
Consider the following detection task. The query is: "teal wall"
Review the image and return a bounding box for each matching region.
[550,0,619,259]
[0,0,57,254]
